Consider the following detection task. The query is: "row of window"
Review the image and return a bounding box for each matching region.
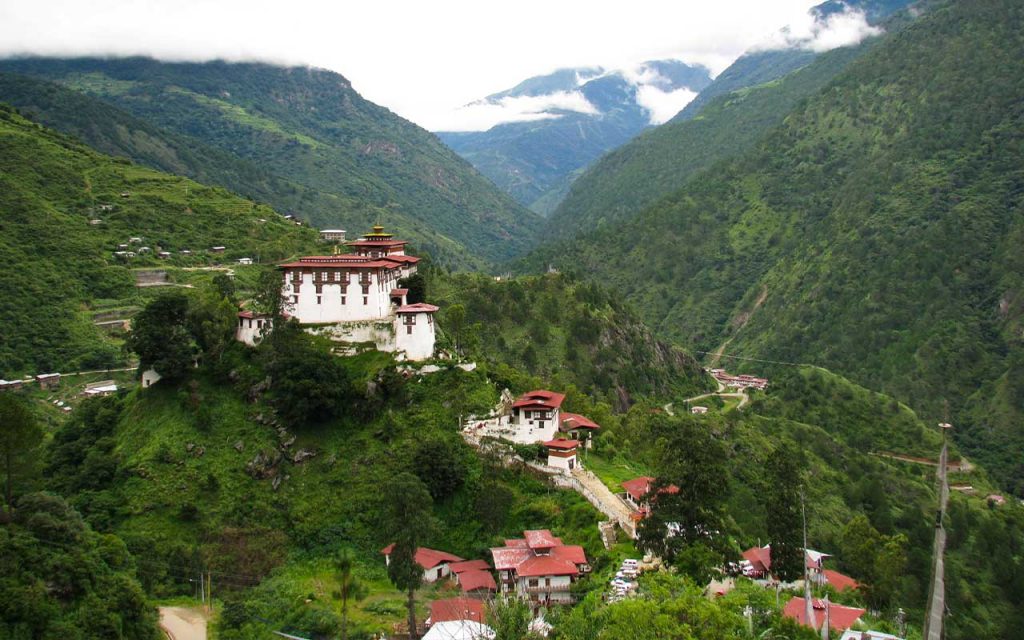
[314,295,369,306]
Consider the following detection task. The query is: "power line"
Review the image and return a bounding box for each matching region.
[692,350,809,368]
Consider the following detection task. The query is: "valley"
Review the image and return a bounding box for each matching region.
[0,0,1023,638]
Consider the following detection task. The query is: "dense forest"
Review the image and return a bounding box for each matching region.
[525,0,1024,495]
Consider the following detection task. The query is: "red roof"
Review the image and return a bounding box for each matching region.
[543,439,579,450]
[516,555,579,578]
[561,413,600,430]
[621,477,679,502]
[503,539,529,549]
[381,545,463,570]
[449,559,491,574]
[490,547,533,571]
[783,597,865,632]
[458,570,497,592]
[512,390,566,410]
[390,288,409,296]
[742,545,772,573]
[430,598,485,624]
[396,303,440,314]
[525,530,561,549]
[551,545,587,565]
[237,310,269,319]
[823,569,859,592]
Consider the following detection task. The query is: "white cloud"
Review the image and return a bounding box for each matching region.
[0,0,821,129]
[440,90,599,132]
[754,3,883,53]
[635,85,699,125]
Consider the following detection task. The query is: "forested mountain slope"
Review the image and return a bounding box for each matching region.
[0,58,542,268]
[524,0,1024,493]
[0,105,316,376]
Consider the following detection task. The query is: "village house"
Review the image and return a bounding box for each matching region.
[739,544,846,586]
[508,390,565,443]
[319,229,347,242]
[82,380,118,397]
[235,311,272,346]
[708,368,769,390]
[544,439,579,472]
[448,560,497,597]
[35,373,60,390]
[380,545,463,583]
[271,225,438,361]
[237,257,253,265]
[691,406,709,415]
[559,412,600,441]
[429,597,486,625]
[490,529,589,605]
[210,246,226,254]
[0,379,24,392]
[141,368,162,388]
[783,597,866,635]
[621,476,680,518]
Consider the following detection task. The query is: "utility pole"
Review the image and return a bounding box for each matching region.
[802,489,817,631]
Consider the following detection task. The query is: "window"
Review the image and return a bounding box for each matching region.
[292,295,298,303]
[528,579,539,587]
[341,296,346,305]
[407,325,412,335]
[333,271,340,281]
[363,296,368,305]
[316,295,322,305]
[257,320,264,329]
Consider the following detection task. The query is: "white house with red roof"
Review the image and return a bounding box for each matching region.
[559,412,600,441]
[381,544,464,583]
[448,560,497,597]
[509,390,565,443]
[490,529,589,605]
[739,544,838,584]
[235,310,272,346]
[264,225,438,361]
[544,439,579,471]
[621,476,680,519]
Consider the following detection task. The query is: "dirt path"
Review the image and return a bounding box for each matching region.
[873,452,973,472]
[159,607,207,640]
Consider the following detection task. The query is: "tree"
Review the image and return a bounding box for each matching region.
[0,395,42,520]
[487,596,534,640]
[412,437,466,501]
[398,273,427,304]
[636,416,730,569]
[380,473,438,640]
[253,267,285,319]
[761,443,804,581]
[126,292,195,380]
[444,304,466,355]
[187,286,237,362]
[334,550,367,640]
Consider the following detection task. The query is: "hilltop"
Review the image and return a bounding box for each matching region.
[0,58,542,269]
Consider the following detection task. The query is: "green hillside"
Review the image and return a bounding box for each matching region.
[0,59,543,268]
[524,0,1024,493]
[546,43,869,238]
[0,104,317,376]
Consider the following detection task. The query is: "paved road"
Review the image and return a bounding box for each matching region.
[159,607,207,640]
[922,440,949,640]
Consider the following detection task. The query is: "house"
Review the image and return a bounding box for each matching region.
[783,597,865,634]
[621,476,679,518]
[158,251,172,259]
[490,529,589,605]
[82,380,118,397]
[236,311,272,346]
[739,545,833,582]
[273,225,438,361]
[180,249,192,255]
[210,246,226,254]
[36,373,60,390]
[422,621,495,640]
[508,390,565,443]
[429,597,485,625]
[691,406,709,415]
[544,439,579,472]
[448,560,497,596]
[987,494,1007,506]
[820,569,859,592]
[0,379,24,392]
[129,237,143,244]
[319,229,347,242]
[381,544,464,583]
[237,257,253,265]
[559,412,600,441]
[141,368,162,388]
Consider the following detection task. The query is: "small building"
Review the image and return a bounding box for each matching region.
[783,597,865,635]
[157,251,172,259]
[490,530,589,605]
[691,406,709,415]
[621,476,679,518]
[739,545,832,582]
[180,249,192,255]
[456,571,497,597]
[381,545,464,583]
[559,412,600,441]
[429,597,486,625]
[141,368,162,389]
[210,246,226,254]
[89,219,103,225]
[0,379,24,392]
[819,569,859,592]
[236,311,272,346]
[36,373,60,390]
[129,237,143,244]
[544,439,579,472]
[320,229,347,242]
[987,494,1007,506]
[237,257,253,265]
[509,390,565,443]
[82,381,118,397]
[395,303,438,361]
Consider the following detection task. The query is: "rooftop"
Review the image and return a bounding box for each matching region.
[512,390,566,410]
[429,598,485,624]
[380,545,463,570]
[783,597,865,632]
[560,413,600,431]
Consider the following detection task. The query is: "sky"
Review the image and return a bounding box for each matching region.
[0,0,869,131]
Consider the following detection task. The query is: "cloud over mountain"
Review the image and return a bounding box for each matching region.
[755,3,882,53]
